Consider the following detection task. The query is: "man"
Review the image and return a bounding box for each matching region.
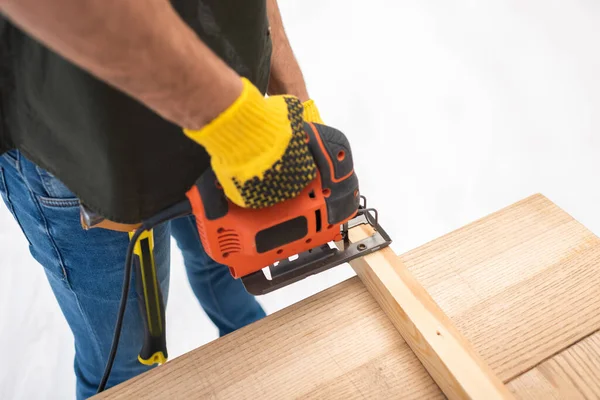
[0,0,325,398]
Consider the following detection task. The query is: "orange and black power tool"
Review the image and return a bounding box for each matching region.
[185,121,391,294]
[97,122,391,393]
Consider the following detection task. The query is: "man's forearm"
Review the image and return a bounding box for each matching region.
[266,0,310,102]
[0,0,242,130]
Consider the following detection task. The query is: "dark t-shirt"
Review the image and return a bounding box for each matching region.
[0,0,272,223]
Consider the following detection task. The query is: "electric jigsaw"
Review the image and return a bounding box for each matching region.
[91,121,391,392]
[186,121,391,294]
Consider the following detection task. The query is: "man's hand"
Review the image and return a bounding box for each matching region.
[183,78,317,209]
[0,0,242,130]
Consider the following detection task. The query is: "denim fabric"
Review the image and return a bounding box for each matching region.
[0,150,266,399]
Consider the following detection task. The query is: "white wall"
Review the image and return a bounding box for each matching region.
[1,1,599,398]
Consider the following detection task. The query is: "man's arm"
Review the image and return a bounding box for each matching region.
[0,0,242,130]
[266,0,310,102]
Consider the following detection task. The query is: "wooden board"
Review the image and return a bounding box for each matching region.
[346,224,512,399]
[98,194,600,398]
[400,194,600,383]
[95,277,443,399]
[507,331,600,399]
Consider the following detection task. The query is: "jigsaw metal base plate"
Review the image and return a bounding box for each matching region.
[241,206,392,296]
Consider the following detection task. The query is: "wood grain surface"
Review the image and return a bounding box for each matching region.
[96,278,443,399]
[400,194,600,384]
[347,224,513,399]
[508,331,600,399]
[99,194,600,398]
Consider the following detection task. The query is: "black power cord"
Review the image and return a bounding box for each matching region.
[96,200,192,393]
[96,226,142,392]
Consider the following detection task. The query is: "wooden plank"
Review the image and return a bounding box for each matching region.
[347,224,513,399]
[99,193,600,398]
[399,194,600,382]
[507,331,600,399]
[95,278,442,399]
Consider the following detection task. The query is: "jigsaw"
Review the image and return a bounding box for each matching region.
[186,121,391,294]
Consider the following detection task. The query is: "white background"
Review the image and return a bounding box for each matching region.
[1,1,600,398]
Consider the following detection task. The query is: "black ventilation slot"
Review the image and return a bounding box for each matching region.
[255,217,308,253]
[315,210,322,232]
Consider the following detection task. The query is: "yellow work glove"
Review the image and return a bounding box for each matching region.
[183,78,317,209]
[301,99,324,124]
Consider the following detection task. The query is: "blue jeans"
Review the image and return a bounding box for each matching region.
[0,150,265,399]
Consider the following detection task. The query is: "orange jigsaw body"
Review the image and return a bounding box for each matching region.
[185,122,360,280]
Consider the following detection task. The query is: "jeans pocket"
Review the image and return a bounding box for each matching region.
[35,165,77,200]
[32,165,80,208]
[37,194,81,284]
